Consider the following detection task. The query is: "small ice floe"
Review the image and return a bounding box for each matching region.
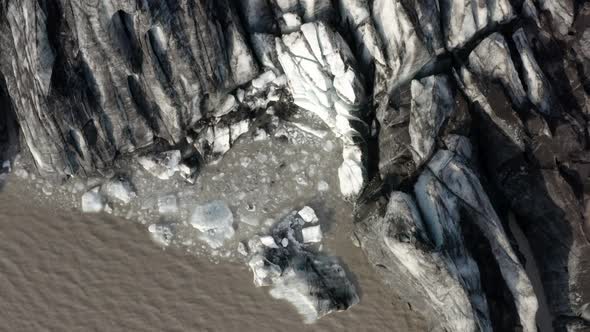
[189,200,235,249]
[158,194,178,216]
[13,168,28,179]
[317,180,329,192]
[281,238,289,247]
[81,187,105,213]
[302,225,322,243]
[137,150,181,180]
[260,235,279,249]
[298,206,318,223]
[101,177,136,204]
[71,180,85,193]
[246,211,358,323]
[148,223,174,246]
[249,251,282,287]
[178,163,197,183]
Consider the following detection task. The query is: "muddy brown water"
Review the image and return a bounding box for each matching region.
[0,179,425,332]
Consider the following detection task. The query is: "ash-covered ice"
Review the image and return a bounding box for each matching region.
[246,208,358,323]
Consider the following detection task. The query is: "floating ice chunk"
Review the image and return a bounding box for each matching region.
[148,223,174,246]
[71,180,85,193]
[302,225,323,243]
[81,187,104,213]
[190,201,234,231]
[268,268,320,323]
[298,206,318,223]
[260,235,279,248]
[14,168,28,179]
[199,228,235,249]
[246,211,358,320]
[158,194,178,215]
[138,150,181,180]
[178,163,197,183]
[101,177,136,204]
[317,180,329,192]
[190,200,235,249]
[249,252,282,286]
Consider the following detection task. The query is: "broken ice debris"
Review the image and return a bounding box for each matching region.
[298,206,318,223]
[247,211,358,323]
[302,225,323,243]
[178,163,197,183]
[317,180,329,192]
[148,223,174,247]
[158,194,178,215]
[101,177,136,204]
[189,200,235,249]
[260,235,279,248]
[81,187,105,213]
[137,150,181,180]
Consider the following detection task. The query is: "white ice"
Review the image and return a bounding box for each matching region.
[81,187,105,213]
[298,206,318,223]
[189,200,235,249]
[302,225,322,243]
